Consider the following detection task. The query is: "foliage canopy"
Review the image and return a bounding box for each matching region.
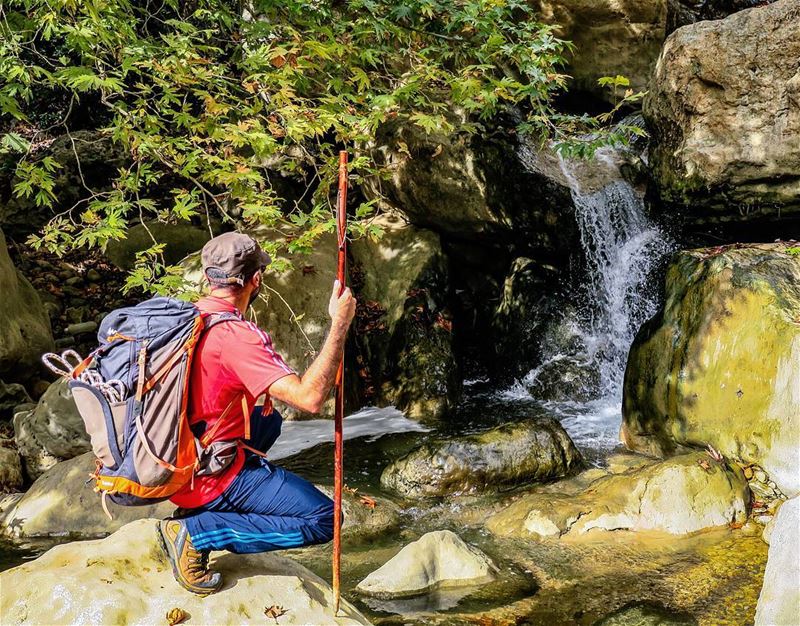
[1,0,640,293]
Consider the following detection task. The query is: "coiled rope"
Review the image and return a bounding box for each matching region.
[42,349,127,403]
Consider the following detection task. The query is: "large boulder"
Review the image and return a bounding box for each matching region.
[13,379,89,480]
[487,453,750,537]
[105,221,216,271]
[351,213,459,419]
[355,530,495,598]
[0,229,54,383]
[755,496,800,626]
[645,0,800,229]
[667,0,778,34]
[622,244,800,497]
[1,452,173,539]
[0,518,371,625]
[381,418,582,497]
[533,0,667,100]
[0,442,23,493]
[365,121,577,257]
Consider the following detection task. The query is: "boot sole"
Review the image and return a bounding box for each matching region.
[155,521,219,597]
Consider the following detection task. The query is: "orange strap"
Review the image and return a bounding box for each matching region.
[239,440,268,458]
[199,393,248,448]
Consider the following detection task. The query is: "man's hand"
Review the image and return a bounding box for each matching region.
[328,280,356,324]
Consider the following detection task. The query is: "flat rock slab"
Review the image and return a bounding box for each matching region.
[488,452,749,538]
[356,530,496,598]
[0,518,371,625]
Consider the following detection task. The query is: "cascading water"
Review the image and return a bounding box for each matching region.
[507,134,673,455]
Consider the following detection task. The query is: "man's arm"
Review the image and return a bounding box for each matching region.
[268,280,356,414]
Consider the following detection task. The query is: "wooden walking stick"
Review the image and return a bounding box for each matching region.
[333,150,348,615]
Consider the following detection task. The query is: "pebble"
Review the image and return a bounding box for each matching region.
[64,306,87,325]
[54,336,76,349]
[65,276,83,287]
[61,285,83,297]
[66,321,98,336]
[86,269,102,282]
[58,269,75,281]
[743,466,754,480]
[754,469,768,483]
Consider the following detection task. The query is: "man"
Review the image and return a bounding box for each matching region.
[157,232,356,595]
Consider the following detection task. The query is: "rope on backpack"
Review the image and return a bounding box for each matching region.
[42,349,127,403]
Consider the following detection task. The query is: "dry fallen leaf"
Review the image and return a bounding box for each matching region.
[358,494,377,509]
[166,607,189,626]
[697,459,712,472]
[264,605,288,619]
[729,521,745,530]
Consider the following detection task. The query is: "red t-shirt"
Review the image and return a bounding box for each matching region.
[170,296,295,508]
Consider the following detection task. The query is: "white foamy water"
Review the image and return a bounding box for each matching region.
[269,406,429,461]
[509,139,673,453]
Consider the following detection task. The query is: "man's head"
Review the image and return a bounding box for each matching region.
[201,232,271,305]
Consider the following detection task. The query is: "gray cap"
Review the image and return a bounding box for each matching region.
[201,232,271,286]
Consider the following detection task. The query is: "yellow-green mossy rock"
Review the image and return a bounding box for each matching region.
[622,243,800,497]
[487,453,749,537]
[0,518,372,626]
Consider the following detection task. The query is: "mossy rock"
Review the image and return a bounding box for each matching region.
[622,243,800,497]
[381,417,583,497]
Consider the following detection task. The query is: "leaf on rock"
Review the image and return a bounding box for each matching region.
[264,605,288,619]
[166,607,189,625]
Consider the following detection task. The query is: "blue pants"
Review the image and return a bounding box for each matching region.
[183,408,335,554]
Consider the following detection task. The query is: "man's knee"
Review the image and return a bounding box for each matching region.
[313,498,341,544]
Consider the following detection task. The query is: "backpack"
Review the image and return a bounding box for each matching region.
[63,297,246,516]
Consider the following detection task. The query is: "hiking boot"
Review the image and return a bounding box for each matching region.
[156,519,222,595]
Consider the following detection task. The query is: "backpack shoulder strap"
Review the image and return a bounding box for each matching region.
[203,311,242,330]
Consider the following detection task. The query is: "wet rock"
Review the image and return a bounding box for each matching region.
[317,485,401,541]
[0,519,371,625]
[0,443,24,492]
[365,121,577,257]
[533,0,667,100]
[490,257,559,378]
[646,0,800,229]
[487,453,749,537]
[0,381,32,421]
[351,213,459,420]
[622,244,800,497]
[13,379,89,480]
[1,452,173,539]
[356,530,495,598]
[381,418,582,497]
[85,268,101,283]
[594,601,696,626]
[0,228,54,383]
[755,497,799,625]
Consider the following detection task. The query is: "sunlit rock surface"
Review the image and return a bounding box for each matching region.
[646,0,800,226]
[487,453,749,537]
[13,379,89,480]
[0,228,53,384]
[381,418,582,497]
[622,243,800,497]
[755,496,800,626]
[2,452,173,539]
[356,530,495,598]
[0,519,371,625]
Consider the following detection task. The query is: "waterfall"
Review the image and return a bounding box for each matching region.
[508,137,673,454]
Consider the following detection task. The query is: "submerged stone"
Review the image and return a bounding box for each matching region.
[356,530,496,598]
[488,453,749,537]
[0,519,371,625]
[380,418,583,497]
